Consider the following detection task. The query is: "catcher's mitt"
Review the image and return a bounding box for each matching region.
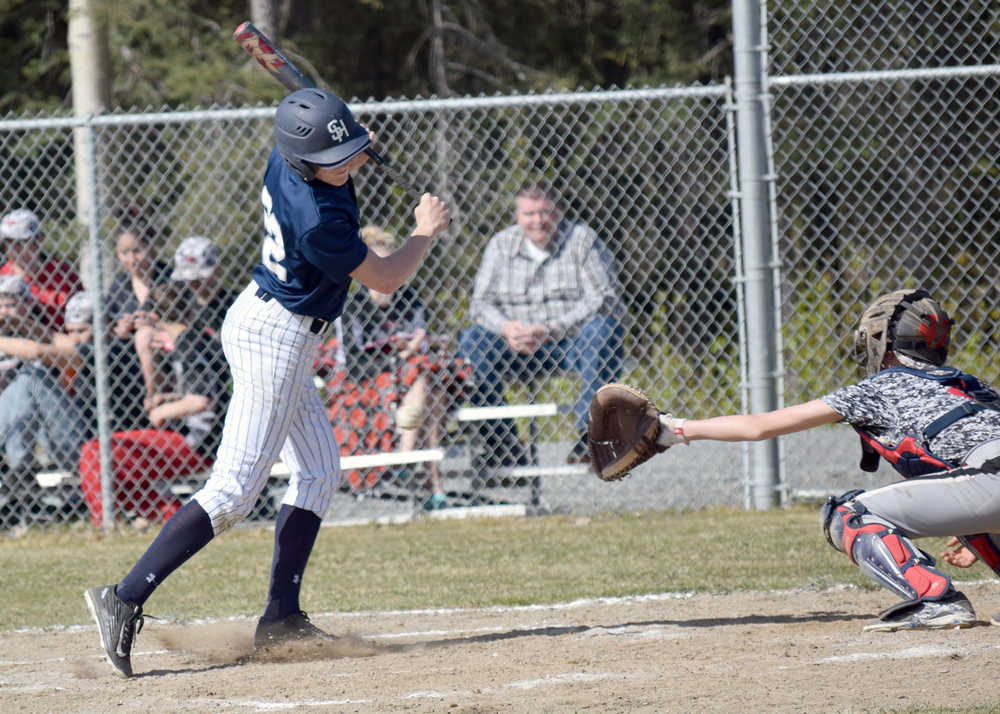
[588,383,673,481]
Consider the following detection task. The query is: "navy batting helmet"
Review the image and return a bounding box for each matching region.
[273,89,370,181]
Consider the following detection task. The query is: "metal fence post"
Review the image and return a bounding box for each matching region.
[723,77,753,508]
[80,118,114,529]
[732,0,780,509]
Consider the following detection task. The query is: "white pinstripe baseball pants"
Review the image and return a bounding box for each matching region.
[194,282,341,534]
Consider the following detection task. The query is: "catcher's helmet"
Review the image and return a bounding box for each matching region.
[273,89,370,181]
[854,288,951,376]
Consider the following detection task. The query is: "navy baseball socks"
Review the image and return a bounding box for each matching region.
[254,505,336,648]
[84,501,215,677]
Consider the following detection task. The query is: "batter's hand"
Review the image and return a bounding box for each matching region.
[940,536,978,568]
[414,194,450,238]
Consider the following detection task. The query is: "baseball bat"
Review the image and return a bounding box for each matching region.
[234,21,425,203]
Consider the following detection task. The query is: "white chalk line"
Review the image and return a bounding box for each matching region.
[7,589,702,636]
[818,641,1000,664]
[404,671,624,699]
[0,681,67,693]
[190,697,374,710]
[11,578,997,636]
[0,648,172,667]
[819,645,963,663]
[192,672,625,711]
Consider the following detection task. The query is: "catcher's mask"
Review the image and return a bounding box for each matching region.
[853,288,951,376]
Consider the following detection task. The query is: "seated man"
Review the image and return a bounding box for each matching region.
[458,182,626,466]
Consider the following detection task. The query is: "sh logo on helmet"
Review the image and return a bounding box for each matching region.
[327,118,349,143]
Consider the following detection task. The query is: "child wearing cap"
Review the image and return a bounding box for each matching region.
[0,208,83,328]
[170,236,237,332]
[0,274,49,389]
[80,281,231,528]
[132,236,236,402]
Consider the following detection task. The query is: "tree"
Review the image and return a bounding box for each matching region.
[0,1,733,112]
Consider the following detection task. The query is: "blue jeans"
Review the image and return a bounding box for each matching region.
[458,316,624,437]
[0,365,87,472]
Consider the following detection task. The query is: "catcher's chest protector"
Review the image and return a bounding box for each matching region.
[857,366,1000,478]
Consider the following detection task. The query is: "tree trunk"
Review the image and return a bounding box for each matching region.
[430,0,449,96]
[67,0,110,226]
[250,0,279,43]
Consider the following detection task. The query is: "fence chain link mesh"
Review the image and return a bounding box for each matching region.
[768,1,1000,74]
[0,3,998,533]
[770,68,1000,497]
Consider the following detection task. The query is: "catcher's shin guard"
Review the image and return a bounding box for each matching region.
[820,491,951,602]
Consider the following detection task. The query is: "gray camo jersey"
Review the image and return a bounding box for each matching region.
[821,369,1000,464]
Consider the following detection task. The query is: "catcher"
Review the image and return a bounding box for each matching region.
[589,288,1000,632]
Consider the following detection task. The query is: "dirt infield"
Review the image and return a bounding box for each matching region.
[4,582,1000,713]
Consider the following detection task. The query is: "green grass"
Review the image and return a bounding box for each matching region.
[0,505,970,630]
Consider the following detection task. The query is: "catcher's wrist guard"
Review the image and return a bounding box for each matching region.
[657,415,687,447]
[588,383,671,481]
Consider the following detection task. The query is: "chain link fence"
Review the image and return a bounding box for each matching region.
[770,64,1000,498]
[0,3,998,534]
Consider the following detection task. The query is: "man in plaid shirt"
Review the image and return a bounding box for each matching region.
[458,182,626,467]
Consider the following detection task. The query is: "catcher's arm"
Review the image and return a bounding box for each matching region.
[588,394,843,481]
[587,383,687,481]
[680,400,840,441]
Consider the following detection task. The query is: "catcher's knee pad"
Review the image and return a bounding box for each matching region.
[821,490,951,602]
[820,489,866,551]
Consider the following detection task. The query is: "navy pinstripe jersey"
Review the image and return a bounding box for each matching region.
[251,147,369,322]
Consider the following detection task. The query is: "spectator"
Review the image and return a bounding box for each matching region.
[0,274,58,524]
[80,281,230,528]
[0,274,49,392]
[106,213,171,340]
[334,226,469,509]
[130,235,234,404]
[0,290,145,527]
[458,182,626,467]
[171,235,237,332]
[0,208,83,329]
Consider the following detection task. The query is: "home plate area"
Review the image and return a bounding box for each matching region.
[3,583,1000,712]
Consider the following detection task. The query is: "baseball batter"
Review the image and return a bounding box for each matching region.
[85,87,450,677]
[590,288,1000,631]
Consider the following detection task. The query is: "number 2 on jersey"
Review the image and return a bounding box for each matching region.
[260,186,287,282]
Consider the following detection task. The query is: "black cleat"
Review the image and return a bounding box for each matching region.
[84,584,144,678]
[254,610,337,648]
